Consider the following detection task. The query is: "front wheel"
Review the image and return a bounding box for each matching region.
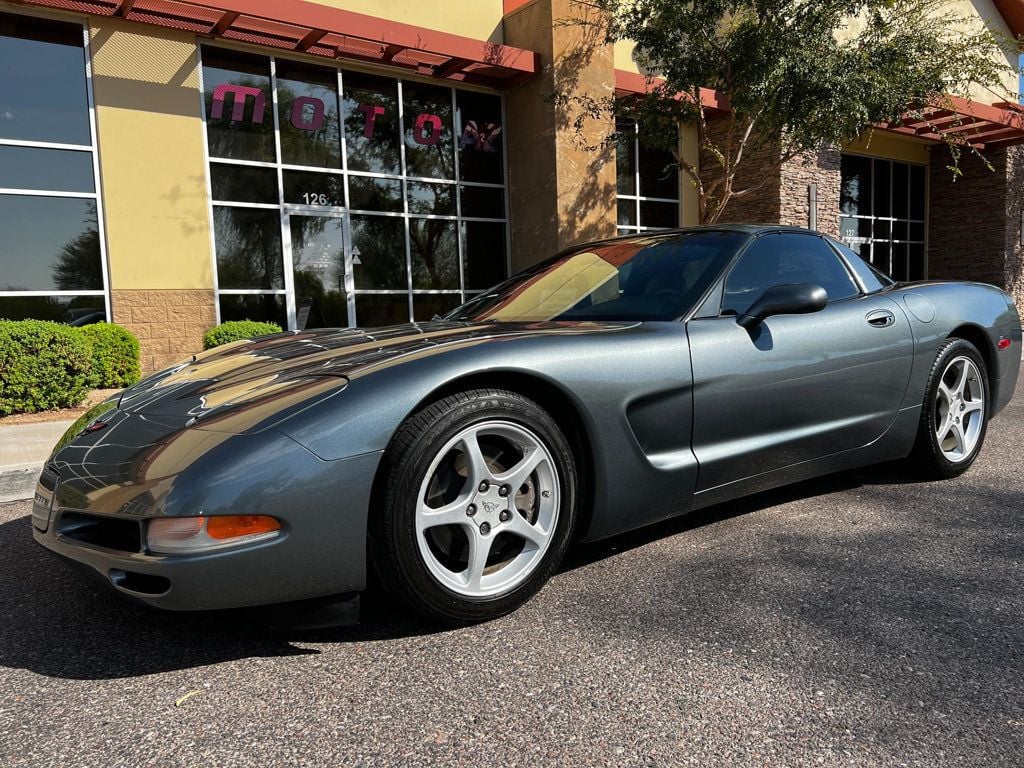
[909,338,989,479]
[370,389,578,624]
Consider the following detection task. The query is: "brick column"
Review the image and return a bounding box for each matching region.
[503,0,617,272]
[111,289,216,373]
[928,144,1024,301]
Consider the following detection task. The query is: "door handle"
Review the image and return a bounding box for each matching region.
[866,309,895,328]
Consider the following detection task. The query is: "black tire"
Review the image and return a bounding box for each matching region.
[369,389,578,624]
[909,338,990,479]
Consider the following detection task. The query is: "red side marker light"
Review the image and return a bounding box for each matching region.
[997,337,1011,350]
[84,421,108,432]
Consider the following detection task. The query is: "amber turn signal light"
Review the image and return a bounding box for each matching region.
[207,515,281,539]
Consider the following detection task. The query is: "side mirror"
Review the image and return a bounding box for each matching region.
[737,283,828,329]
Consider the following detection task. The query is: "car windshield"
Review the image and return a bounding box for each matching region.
[447,230,748,322]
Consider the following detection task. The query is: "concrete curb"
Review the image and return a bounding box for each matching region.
[0,420,73,503]
[0,463,44,504]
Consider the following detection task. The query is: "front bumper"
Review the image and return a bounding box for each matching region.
[32,422,383,612]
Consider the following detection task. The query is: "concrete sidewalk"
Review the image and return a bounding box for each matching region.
[0,421,73,502]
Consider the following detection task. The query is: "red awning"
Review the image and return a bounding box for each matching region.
[614,69,729,113]
[882,96,1024,150]
[12,0,539,87]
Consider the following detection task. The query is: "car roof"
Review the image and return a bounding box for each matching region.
[584,224,823,248]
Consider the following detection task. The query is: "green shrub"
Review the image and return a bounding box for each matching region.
[0,320,93,416]
[79,323,141,389]
[203,320,283,350]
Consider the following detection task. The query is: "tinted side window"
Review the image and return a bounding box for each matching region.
[828,238,893,292]
[722,233,860,315]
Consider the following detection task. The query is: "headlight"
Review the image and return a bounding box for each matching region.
[147,515,282,554]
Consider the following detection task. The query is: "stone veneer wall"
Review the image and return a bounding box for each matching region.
[928,145,1024,302]
[778,149,841,237]
[111,289,216,373]
[699,116,840,236]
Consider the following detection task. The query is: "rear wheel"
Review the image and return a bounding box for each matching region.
[370,389,577,623]
[909,338,989,478]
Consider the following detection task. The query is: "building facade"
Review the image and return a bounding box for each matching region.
[0,0,1021,371]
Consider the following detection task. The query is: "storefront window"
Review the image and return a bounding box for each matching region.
[202,46,509,329]
[0,12,107,324]
[840,155,927,281]
[615,119,680,235]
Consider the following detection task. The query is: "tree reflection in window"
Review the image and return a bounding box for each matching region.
[53,201,102,290]
[213,207,284,289]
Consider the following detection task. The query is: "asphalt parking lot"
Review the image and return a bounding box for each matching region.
[1,370,1022,767]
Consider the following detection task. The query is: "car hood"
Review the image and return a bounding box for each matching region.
[116,321,628,430]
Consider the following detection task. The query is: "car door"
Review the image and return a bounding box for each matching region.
[686,232,914,492]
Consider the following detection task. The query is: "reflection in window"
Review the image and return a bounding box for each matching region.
[0,295,105,324]
[355,293,409,327]
[348,175,402,212]
[283,170,345,207]
[213,207,284,289]
[462,221,507,290]
[211,163,278,204]
[218,293,286,327]
[0,13,106,324]
[450,231,746,322]
[456,90,503,184]
[0,146,94,193]
[411,219,458,290]
[723,233,859,315]
[343,72,400,175]
[403,81,454,180]
[0,196,101,292]
[615,118,680,235]
[413,293,462,321]
[277,60,341,169]
[202,47,274,162]
[290,216,347,329]
[0,13,90,145]
[350,214,407,290]
[408,181,455,216]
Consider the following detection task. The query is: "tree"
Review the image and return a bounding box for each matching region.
[559,0,1022,223]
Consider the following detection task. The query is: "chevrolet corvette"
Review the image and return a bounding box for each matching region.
[32,225,1021,624]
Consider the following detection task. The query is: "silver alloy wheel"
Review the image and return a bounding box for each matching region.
[934,356,985,463]
[415,420,560,598]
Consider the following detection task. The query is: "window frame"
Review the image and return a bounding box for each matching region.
[615,118,681,236]
[0,9,110,322]
[838,152,928,282]
[197,44,511,330]
[717,230,864,317]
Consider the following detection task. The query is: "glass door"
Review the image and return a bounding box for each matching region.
[286,211,352,329]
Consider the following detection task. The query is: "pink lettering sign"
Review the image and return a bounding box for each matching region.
[357,103,385,138]
[211,83,265,124]
[413,113,442,145]
[290,96,325,131]
[459,120,501,152]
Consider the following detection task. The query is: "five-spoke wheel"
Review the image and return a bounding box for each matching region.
[933,356,985,463]
[912,338,989,478]
[371,389,577,624]
[415,420,560,597]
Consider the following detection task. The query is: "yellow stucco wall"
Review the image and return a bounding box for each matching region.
[89,19,213,290]
[314,1,505,43]
[843,130,931,165]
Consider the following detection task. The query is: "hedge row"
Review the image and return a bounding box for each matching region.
[1,318,283,417]
[203,320,282,349]
[0,321,141,417]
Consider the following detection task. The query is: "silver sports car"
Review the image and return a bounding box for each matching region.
[33,225,1021,625]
